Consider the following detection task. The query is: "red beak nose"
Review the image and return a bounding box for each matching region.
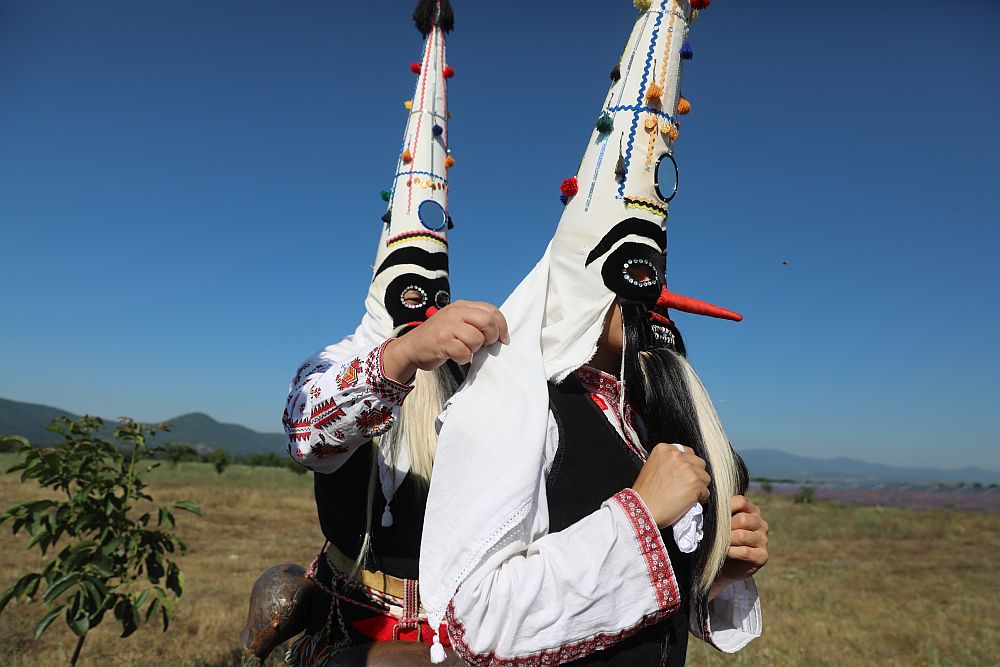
[655,286,743,322]
[425,306,439,319]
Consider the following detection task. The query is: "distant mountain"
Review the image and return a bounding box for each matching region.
[741,448,1000,486]
[0,397,284,457]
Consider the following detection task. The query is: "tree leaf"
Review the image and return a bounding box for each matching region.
[160,605,170,632]
[33,605,65,640]
[172,501,202,515]
[42,573,78,605]
[144,596,161,624]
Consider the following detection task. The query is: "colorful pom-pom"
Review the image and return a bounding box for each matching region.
[560,177,579,197]
[433,124,444,136]
[445,155,455,168]
[401,149,413,164]
[645,115,659,131]
[404,100,413,110]
[660,120,673,136]
[680,41,693,60]
[691,0,710,9]
[594,113,614,134]
[633,0,652,10]
[669,125,680,141]
[677,96,691,115]
[443,66,455,78]
[610,63,621,83]
[410,62,422,74]
[645,83,664,103]
[380,190,391,202]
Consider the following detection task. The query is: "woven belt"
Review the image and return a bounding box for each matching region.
[323,543,408,600]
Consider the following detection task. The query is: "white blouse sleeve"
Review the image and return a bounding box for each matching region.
[690,576,762,652]
[282,339,412,474]
[443,412,682,666]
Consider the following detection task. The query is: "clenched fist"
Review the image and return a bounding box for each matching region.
[631,444,711,529]
[382,300,509,384]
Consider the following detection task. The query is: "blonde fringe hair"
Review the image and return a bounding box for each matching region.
[349,365,457,580]
[638,350,740,596]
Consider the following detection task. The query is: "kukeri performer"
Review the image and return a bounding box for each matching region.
[242,2,506,665]
[419,1,767,665]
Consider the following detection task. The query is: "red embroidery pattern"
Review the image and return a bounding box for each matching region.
[336,359,363,390]
[310,397,346,428]
[611,489,679,612]
[446,600,669,667]
[574,367,645,461]
[310,439,349,459]
[286,419,311,443]
[356,402,394,436]
[309,384,322,400]
[365,341,413,405]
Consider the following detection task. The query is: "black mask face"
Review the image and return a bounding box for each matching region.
[600,242,665,307]
[384,273,451,332]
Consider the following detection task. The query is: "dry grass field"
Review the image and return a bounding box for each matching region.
[1,455,999,666]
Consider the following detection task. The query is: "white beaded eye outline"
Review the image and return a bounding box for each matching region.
[435,290,451,308]
[622,258,658,287]
[401,285,428,309]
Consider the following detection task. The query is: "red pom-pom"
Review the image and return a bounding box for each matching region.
[443,66,455,79]
[691,0,710,8]
[560,177,579,197]
[410,62,422,74]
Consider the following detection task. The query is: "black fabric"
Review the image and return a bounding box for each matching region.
[313,443,425,580]
[546,377,694,667]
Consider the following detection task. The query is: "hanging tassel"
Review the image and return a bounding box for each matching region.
[594,112,614,134]
[443,65,455,78]
[404,100,413,110]
[410,62,422,74]
[610,63,621,83]
[444,155,455,168]
[380,190,391,202]
[381,505,394,528]
[615,134,626,179]
[559,194,569,205]
[633,0,652,10]
[646,82,664,104]
[430,634,446,664]
[670,124,680,141]
[692,0,710,9]
[401,149,413,164]
[680,41,694,60]
[433,124,444,136]
[382,210,392,224]
[447,215,454,230]
[677,96,691,115]
[414,0,454,37]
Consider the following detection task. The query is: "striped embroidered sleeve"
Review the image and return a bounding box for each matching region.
[444,488,681,666]
[283,339,413,474]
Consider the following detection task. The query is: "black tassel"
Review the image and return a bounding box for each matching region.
[615,134,626,179]
[382,210,392,224]
[447,215,454,230]
[610,63,621,83]
[414,0,454,37]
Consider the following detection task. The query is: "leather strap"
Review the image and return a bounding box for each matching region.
[324,543,408,600]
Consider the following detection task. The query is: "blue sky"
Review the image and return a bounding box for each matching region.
[1,0,998,470]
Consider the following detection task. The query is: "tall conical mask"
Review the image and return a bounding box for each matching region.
[365,0,456,340]
[542,0,738,382]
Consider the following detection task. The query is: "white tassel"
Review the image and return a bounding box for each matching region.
[381,505,394,528]
[430,633,446,663]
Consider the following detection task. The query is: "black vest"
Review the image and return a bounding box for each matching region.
[546,377,693,667]
[313,443,424,580]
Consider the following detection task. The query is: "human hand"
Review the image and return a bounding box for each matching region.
[710,495,769,600]
[632,444,711,529]
[382,301,509,383]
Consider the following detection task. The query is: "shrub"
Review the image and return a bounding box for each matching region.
[794,486,816,504]
[0,416,202,665]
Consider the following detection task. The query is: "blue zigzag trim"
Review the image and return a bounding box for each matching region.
[619,5,665,198]
[607,104,677,124]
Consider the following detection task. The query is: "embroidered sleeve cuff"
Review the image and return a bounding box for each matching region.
[691,577,762,652]
[608,489,680,613]
[364,339,414,406]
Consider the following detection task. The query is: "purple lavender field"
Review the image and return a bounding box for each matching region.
[752,482,1000,510]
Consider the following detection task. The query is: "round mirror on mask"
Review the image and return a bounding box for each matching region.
[654,152,679,203]
[418,199,448,232]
